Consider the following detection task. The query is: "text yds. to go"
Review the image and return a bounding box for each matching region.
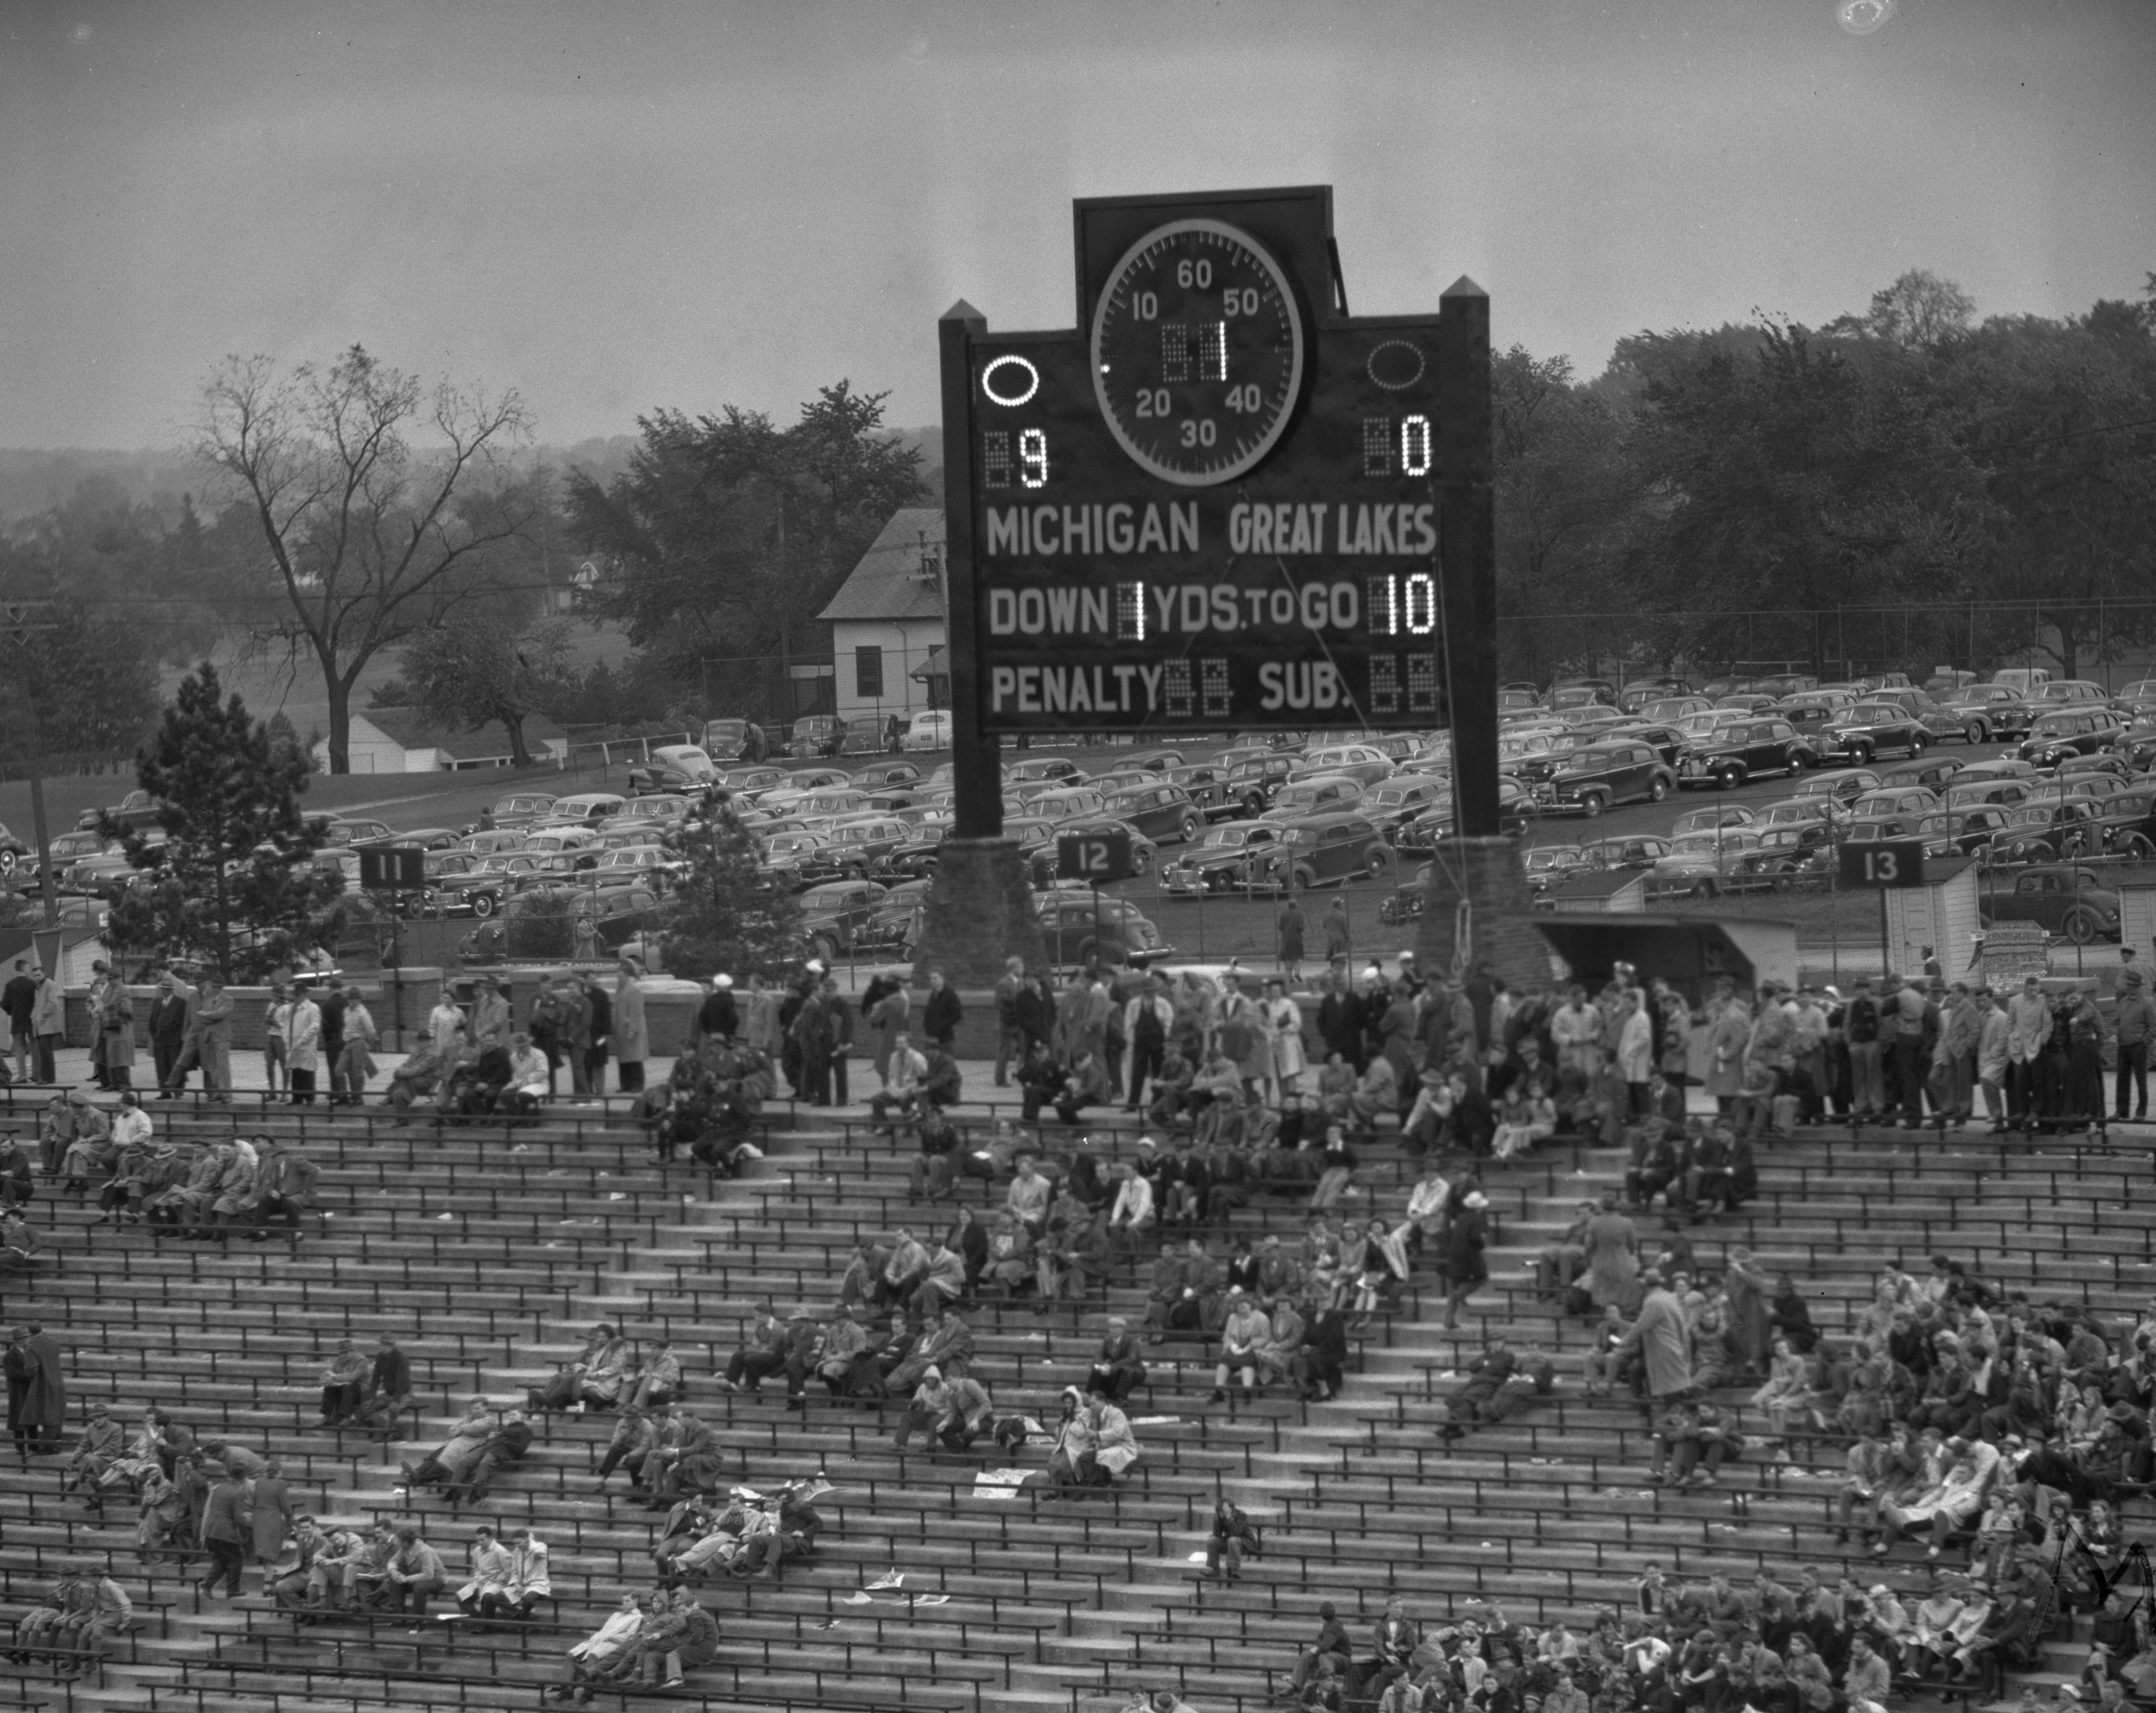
[988,580,1366,638]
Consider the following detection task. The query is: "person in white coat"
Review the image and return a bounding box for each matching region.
[613,960,650,1094]
[1974,988,2012,1132]
[30,966,64,1086]
[559,1591,644,1697]
[1262,978,1306,1098]
[1617,990,1656,1117]
[285,991,323,1106]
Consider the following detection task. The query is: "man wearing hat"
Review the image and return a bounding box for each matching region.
[2115,964,2155,1121]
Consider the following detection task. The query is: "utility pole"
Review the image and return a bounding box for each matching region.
[2,601,62,931]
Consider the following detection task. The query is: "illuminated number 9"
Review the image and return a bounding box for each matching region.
[1019,429,1048,490]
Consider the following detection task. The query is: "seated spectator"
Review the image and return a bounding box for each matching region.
[894,1365,993,1451]
[1053,1051,1112,1123]
[1086,1316,1148,1402]
[1212,1288,1271,1403]
[381,1525,448,1620]
[461,1408,534,1503]
[1107,1161,1156,1246]
[1006,1154,1054,1236]
[386,1031,458,1114]
[456,1524,516,1616]
[638,1406,727,1504]
[1203,1492,1264,1583]
[719,1301,788,1394]
[399,1398,494,1496]
[500,1032,551,1115]
[553,1592,644,1702]
[1038,1385,1140,1491]
[906,1108,962,1200]
[60,1402,124,1509]
[984,1211,1035,1299]
[635,1586,719,1689]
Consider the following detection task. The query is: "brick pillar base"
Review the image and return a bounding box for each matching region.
[1412,835,1559,993]
[913,838,1046,987]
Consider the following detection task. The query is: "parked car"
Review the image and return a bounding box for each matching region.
[1674,717,1817,790]
[1007,756,1088,786]
[1937,684,2035,743]
[546,793,629,827]
[1671,805,1757,837]
[0,821,30,879]
[1727,823,1836,893]
[836,715,896,757]
[1039,816,1160,878]
[786,715,845,758]
[1163,764,1237,822]
[1259,776,1367,822]
[1647,830,1766,898]
[77,789,163,833]
[1871,757,1967,794]
[2019,706,2127,766]
[1358,775,1450,836]
[1816,702,1932,767]
[1521,845,1597,895]
[1246,812,1393,890]
[316,818,394,848]
[2033,679,2113,708]
[719,767,788,799]
[1943,776,2032,813]
[1540,740,1677,815]
[1035,892,1172,966]
[1850,787,1943,821]
[700,718,768,763]
[1099,782,1204,844]
[797,879,890,962]
[899,710,952,753]
[1918,807,2013,860]
[1989,802,2105,865]
[1980,863,2120,944]
[627,744,719,795]
[481,793,559,830]
[433,853,546,917]
[1290,744,1397,788]
[1643,696,1713,723]
[1158,822,1293,895]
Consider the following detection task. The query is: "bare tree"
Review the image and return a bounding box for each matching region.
[196,344,536,772]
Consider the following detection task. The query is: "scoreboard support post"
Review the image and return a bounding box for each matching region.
[914,300,1047,986]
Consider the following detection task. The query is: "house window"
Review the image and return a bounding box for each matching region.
[855,645,884,698]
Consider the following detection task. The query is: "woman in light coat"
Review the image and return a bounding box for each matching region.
[613,962,649,1093]
[284,993,323,1105]
[1264,981,1307,1093]
[1617,991,1655,1115]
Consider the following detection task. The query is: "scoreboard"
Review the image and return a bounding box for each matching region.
[943,186,1469,739]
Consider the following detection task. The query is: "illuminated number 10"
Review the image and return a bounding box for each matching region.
[1400,415,1433,476]
[1019,429,1048,490]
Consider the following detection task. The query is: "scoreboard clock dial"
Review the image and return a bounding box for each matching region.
[1088,218,1305,487]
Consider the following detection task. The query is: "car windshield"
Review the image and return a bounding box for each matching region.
[1524,849,1578,870]
[1669,832,1755,856]
[1198,827,1261,848]
[1848,704,1899,722]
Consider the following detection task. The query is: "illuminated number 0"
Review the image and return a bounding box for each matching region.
[1136,390,1170,418]
[1225,384,1263,414]
[1134,291,1159,321]
[1179,420,1217,448]
[1403,573,1437,635]
[1176,259,1213,289]
[1222,287,1258,316]
[1400,415,1433,476]
[1019,429,1048,490]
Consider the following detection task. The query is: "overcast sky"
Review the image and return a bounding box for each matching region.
[3,0,2151,449]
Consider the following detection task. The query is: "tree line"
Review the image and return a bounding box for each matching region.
[4,268,2150,781]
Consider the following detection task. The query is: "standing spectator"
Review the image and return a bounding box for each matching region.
[263,981,290,1094]
[93,962,134,1090]
[1124,974,1175,1114]
[1322,898,1351,966]
[2116,967,2155,1121]
[993,957,1026,1087]
[198,1467,251,1600]
[426,989,464,1059]
[1617,990,1655,1117]
[867,978,910,1085]
[1,958,35,1083]
[30,964,63,1086]
[1277,896,1307,982]
[147,972,191,1096]
[470,975,512,1049]
[9,1322,67,1455]
[790,986,835,1106]
[332,985,378,1105]
[1617,1271,1695,1406]
[194,978,234,1101]
[822,976,856,1105]
[1932,981,1979,1126]
[1843,976,1883,1120]
[613,959,649,1094]
[580,970,613,1097]
[694,972,739,1046]
[317,976,348,1089]
[250,1458,295,1592]
[2005,974,2049,1132]
[923,969,962,1051]
[285,986,323,1105]
[553,974,592,1100]
[2068,987,2108,1131]
[1975,988,2011,1132]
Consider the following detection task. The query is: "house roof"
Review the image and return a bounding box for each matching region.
[908,645,948,680]
[353,707,567,762]
[816,508,947,624]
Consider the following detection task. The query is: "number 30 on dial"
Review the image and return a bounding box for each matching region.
[1090,218,1305,487]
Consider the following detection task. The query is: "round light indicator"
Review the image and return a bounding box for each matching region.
[981,356,1040,408]
[1367,340,1427,391]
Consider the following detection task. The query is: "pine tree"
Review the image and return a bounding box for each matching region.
[657,790,802,980]
[101,663,344,981]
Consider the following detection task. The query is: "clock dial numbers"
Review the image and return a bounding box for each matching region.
[1089,218,1305,487]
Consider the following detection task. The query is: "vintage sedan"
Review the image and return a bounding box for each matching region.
[1258,775,1368,822]
[1246,812,1394,891]
[1674,717,1817,790]
[1937,684,2035,743]
[1290,744,1398,787]
[1158,821,1292,894]
[1980,863,2120,944]
[626,743,719,796]
[1099,782,1204,844]
[2019,706,2128,767]
[1166,763,1238,822]
[1521,845,1598,895]
[797,879,891,962]
[1815,702,1932,767]
[1035,892,1173,966]
[1726,823,1836,893]
[1359,775,1451,835]
[1646,830,1766,899]
[1540,740,1676,815]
